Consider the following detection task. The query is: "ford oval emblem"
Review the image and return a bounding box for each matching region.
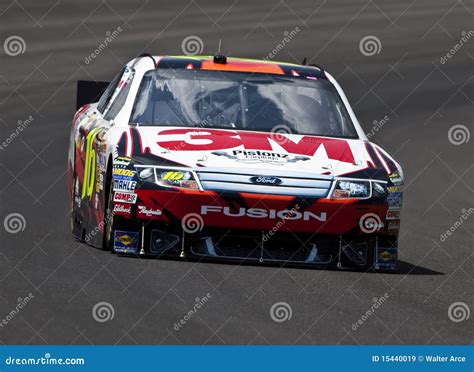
[250,176,282,185]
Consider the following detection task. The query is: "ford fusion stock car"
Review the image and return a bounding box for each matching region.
[68,54,403,271]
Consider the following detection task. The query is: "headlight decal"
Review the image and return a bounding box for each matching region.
[331,179,371,199]
[134,166,201,190]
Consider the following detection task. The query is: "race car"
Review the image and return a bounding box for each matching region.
[68,54,404,271]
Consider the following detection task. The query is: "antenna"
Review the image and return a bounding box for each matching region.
[218,39,222,54]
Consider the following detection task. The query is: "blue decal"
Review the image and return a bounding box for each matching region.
[376,247,397,269]
[114,230,139,254]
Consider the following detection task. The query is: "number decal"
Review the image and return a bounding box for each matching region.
[81,128,102,200]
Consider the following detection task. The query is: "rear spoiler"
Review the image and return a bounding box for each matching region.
[76,80,110,110]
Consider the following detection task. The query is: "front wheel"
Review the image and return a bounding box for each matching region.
[102,177,115,251]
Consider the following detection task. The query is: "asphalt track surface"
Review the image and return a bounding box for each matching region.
[0,0,472,345]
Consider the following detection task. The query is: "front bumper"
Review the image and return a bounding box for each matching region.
[111,188,399,271]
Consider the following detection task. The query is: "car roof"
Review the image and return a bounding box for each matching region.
[133,55,327,79]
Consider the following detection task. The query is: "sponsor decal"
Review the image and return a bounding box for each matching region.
[155,128,356,163]
[387,185,403,193]
[113,204,131,214]
[387,220,400,230]
[200,205,327,221]
[81,127,103,200]
[388,171,403,186]
[114,156,131,166]
[113,179,137,192]
[162,171,186,181]
[386,209,401,220]
[138,205,162,217]
[250,176,282,185]
[212,150,310,164]
[113,168,136,178]
[387,192,403,209]
[113,230,139,254]
[375,247,397,270]
[113,192,137,204]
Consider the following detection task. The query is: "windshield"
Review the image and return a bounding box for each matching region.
[130,69,357,138]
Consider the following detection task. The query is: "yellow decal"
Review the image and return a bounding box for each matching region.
[81,128,102,199]
[113,168,135,177]
[118,235,136,246]
[380,251,392,261]
[162,171,184,181]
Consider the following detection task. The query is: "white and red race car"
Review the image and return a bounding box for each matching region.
[68,55,403,271]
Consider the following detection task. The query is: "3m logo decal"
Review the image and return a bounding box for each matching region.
[81,128,103,200]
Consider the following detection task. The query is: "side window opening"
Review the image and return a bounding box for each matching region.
[104,68,135,120]
[96,68,125,114]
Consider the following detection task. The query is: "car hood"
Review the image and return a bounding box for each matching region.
[117,126,398,180]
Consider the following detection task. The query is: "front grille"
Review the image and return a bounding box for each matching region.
[188,229,338,264]
[196,167,333,197]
